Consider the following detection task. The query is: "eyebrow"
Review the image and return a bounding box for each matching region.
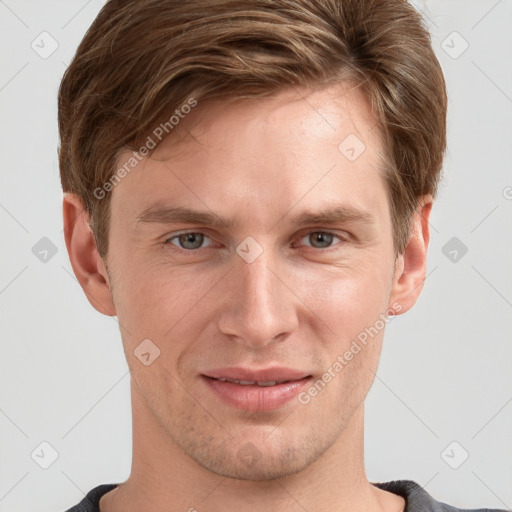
[135,204,375,230]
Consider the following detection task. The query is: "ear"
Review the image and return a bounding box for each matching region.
[388,195,433,315]
[62,193,116,316]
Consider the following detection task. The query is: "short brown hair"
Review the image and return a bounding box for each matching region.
[58,0,447,259]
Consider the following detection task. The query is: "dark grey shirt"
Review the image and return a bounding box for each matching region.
[64,480,509,512]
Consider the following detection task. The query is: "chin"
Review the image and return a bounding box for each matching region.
[183,431,328,481]
[197,449,311,481]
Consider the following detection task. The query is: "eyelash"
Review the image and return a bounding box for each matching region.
[162,230,346,254]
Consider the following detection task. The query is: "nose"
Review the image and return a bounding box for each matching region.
[216,246,299,350]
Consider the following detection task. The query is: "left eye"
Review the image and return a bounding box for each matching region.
[297,231,342,249]
[165,232,212,251]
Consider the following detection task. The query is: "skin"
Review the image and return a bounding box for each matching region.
[63,82,432,512]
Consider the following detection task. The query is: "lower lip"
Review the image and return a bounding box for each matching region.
[202,375,312,412]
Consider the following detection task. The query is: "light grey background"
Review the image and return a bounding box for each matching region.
[0,1,511,511]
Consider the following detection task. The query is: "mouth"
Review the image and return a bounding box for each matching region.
[209,377,298,387]
[200,369,312,411]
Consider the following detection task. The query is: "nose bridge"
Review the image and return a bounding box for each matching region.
[217,243,297,347]
[241,253,276,317]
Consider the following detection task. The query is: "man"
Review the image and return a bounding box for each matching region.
[59,0,506,511]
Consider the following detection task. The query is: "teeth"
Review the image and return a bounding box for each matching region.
[256,380,277,386]
[215,378,289,386]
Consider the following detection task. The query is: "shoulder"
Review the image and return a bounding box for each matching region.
[63,484,119,512]
[372,479,508,512]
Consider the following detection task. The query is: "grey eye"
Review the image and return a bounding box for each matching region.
[175,232,205,250]
[307,232,335,248]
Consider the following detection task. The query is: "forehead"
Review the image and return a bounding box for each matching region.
[154,82,381,160]
[111,82,388,228]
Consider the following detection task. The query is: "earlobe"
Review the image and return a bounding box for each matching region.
[388,195,433,315]
[63,193,116,316]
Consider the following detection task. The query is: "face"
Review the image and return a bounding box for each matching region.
[83,83,425,480]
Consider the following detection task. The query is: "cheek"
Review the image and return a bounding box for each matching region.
[302,262,392,337]
[112,261,217,344]
[303,269,390,406]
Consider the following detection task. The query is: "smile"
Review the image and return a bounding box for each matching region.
[213,378,291,386]
[201,372,312,412]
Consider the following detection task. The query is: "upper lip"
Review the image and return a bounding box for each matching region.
[202,367,311,382]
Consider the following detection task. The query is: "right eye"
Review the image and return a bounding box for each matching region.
[164,232,214,252]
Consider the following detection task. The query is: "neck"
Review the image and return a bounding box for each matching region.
[100,380,404,512]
